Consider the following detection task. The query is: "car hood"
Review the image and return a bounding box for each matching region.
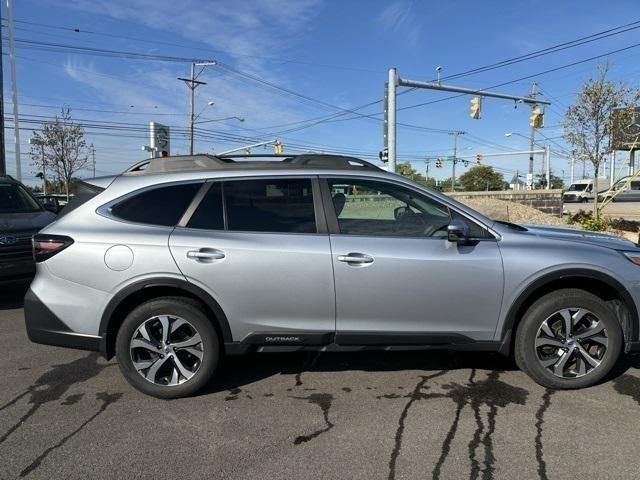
[520,224,638,250]
[0,210,56,233]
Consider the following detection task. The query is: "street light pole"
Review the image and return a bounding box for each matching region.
[6,0,20,180]
[29,137,45,193]
[387,68,397,173]
[0,5,6,176]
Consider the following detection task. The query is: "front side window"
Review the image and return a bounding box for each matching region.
[110,182,201,226]
[224,178,316,233]
[327,178,489,238]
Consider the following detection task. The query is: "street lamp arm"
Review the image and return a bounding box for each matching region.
[195,116,244,125]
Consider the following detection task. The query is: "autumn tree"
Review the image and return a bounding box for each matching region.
[563,65,640,216]
[29,107,90,200]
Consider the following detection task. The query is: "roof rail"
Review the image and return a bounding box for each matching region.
[124,153,382,175]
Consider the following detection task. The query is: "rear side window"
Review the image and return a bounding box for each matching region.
[111,183,201,226]
[224,178,316,233]
[187,183,224,230]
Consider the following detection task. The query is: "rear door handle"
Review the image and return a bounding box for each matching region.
[337,253,374,264]
[187,248,225,262]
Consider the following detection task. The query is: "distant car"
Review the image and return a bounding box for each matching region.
[0,176,56,285]
[33,193,71,214]
[598,177,640,202]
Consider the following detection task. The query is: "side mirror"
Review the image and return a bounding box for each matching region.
[447,219,470,244]
[43,203,58,214]
[394,205,410,220]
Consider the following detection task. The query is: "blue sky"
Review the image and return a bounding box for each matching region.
[4,0,640,185]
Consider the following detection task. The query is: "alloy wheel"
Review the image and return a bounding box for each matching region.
[535,308,608,379]
[129,315,204,386]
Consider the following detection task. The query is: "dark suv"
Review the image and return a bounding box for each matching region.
[0,176,56,285]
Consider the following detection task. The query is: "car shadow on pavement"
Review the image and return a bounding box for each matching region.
[200,349,640,396]
[0,283,28,310]
[198,350,517,396]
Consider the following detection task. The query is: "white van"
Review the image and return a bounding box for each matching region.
[563,179,596,203]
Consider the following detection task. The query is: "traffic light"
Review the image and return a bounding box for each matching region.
[529,106,544,128]
[379,149,389,162]
[476,154,482,165]
[435,158,443,168]
[274,141,284,154]
[469,96,482,119]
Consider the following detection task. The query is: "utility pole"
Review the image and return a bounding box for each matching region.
[6,0,20,180]
[90,144,96,177]
[179,61,215,155]
[425,159,430,180]
[0,4,6,176]
[545,145,551,190]
[527,82,538,189]
[610,150,616,187]
[570,157,575,185]
[387,68,397,173]
[449,131,464,192]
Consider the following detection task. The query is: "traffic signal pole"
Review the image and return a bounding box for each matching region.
[383,68,550,175]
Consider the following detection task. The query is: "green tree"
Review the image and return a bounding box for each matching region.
[534,171,565,189]
[29,107,90,200]
[563,65,640,217]
[458,165,506,191]
[396,162,426,181]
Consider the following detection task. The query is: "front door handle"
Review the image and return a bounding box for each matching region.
[337,253,374,265]
[187,248,225,262]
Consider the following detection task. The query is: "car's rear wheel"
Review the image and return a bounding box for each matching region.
[515,288,622,389]
[116,297,219,398]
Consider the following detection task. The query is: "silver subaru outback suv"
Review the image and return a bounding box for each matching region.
[24,154,640,398]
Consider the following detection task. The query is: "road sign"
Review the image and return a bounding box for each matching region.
[150,122,170,157]
[611,107,640,151]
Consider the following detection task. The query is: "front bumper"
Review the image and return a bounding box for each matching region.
[24,289,101,352]
[0,258,35,284]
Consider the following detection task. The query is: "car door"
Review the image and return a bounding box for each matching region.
[322,176,504,343]
[169,177,335,343]
[627,181,640,201]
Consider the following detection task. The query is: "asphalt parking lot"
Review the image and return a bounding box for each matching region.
[2,287,640,479]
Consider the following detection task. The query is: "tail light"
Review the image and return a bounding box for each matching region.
[32,234,74,262]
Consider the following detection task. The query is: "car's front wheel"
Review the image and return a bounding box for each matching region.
[515,288,622,389]
[116,297,220,398]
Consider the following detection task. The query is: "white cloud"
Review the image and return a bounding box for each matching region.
[52,0,328,158]
[377,0,421,46]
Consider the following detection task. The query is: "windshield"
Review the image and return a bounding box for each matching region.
[0,183,42,213]
[568,183,589,191]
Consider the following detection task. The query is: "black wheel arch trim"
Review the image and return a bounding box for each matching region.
[99,277,233,358]
[500,268,639,354]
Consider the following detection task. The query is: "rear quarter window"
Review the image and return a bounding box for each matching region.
[110,183,202,226]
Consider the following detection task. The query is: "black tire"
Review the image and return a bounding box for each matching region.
[581,197,589,203]
[116,296,220,399]
[514,288,622,389]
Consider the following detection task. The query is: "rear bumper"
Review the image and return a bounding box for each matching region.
[24,289,101,352]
